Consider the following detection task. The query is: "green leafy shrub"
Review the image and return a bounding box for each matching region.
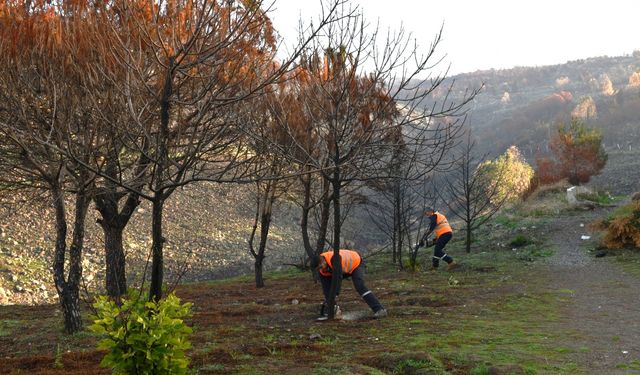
[90,291,193,375]
[510,235,533,247]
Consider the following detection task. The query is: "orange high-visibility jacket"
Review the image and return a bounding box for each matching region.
[319,249,361,277]
[434,212,453,239]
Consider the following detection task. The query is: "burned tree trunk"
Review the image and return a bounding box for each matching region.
[51,181,89,334]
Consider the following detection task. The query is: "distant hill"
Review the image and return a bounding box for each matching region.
[417,52,640,194]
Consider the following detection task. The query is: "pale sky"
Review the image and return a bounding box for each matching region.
[268,0,640,76]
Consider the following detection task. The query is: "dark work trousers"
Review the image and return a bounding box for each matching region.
[432,232,454,267]
[319,264,384,313]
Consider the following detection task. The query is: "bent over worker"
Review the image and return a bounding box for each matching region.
[311,249,387,319]
[418,208,457,270]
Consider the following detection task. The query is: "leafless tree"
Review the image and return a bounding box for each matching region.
[439,132,509,253]
[91,0,341,301]
[0,2,103,331]
[263,3,478,318]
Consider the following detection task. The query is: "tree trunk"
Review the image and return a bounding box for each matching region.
[95,192,138,298]
[254,255,265,288]
[103,223,128,296]
[315,182,331,255]
[255,193,274,288]
[149,196,165,301]
[94,152,141,298]
[68,183,89,300]
[327,173,342,320]
[149,59,173,302]
[255,207,273,287]
[51,182,88,334]
[59,286,82,333]
[300,172,314,259]
[393,182,401,265]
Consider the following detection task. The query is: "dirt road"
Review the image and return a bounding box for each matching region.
[545,206,640,373]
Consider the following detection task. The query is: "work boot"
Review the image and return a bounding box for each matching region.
[319,302,327,316]
[317,304,341,321]
[373,308,388,318]
[447,261,458,271]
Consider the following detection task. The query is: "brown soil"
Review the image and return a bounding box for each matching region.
[1,203,639,374]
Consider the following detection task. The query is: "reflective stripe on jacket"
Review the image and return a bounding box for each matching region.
[319,249,362,277]
[434,212,452,238]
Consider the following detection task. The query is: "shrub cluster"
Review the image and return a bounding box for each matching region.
[90,291,193,375]
[594,200,640,249]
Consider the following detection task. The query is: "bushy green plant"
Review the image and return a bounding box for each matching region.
[510,235,532,247]
[403,258,421,272]
[476,146,535,204]
[90,291,193,375]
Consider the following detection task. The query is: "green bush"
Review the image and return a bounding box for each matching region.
[403,258,421,272]
[510,235,533,248]
[90,291,193,375]
[476,146,535,204]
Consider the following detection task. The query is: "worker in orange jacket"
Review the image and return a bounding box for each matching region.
[417,208,457,270]
[311,249,387,319]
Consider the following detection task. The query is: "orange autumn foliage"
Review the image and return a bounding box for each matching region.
[535,118,607,186]
[592,201,640,249]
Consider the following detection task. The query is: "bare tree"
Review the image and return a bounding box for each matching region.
[0,0,105,331]
[265,4,477,319]
[439,132,509,253]
[95,0,341,301]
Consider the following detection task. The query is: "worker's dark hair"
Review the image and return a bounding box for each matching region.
[425,207,434,213]
[309,255,321,269]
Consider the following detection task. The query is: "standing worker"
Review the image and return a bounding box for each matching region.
[311,249,387,320]
[417,208,457,270]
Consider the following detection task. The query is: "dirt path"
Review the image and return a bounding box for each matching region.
[544,206,640,373]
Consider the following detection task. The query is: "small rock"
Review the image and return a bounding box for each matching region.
[290,299,299,305]
[11,274,18,282]
[309,333,322,340]
[14,285,24,293]
[595,251,607,258]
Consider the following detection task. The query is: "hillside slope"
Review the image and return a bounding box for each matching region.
[2,54,639,306]
[422,53,640,194]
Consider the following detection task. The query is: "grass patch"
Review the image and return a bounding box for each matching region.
[494,214,519,230]
[576,188,616,205]
[510,234,533,247]
[393,358,443,374]
[0,205,585,374]
[0,319,20,337]
[612,249,640,278]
